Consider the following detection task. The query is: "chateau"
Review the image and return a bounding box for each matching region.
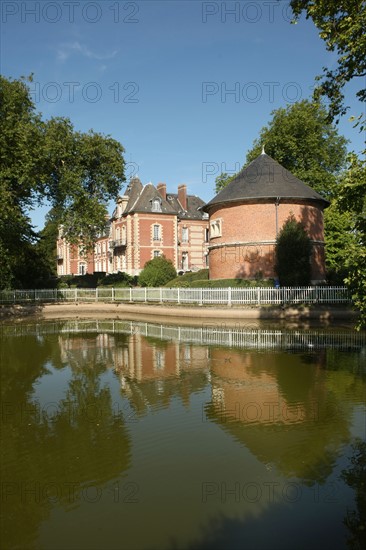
[57,177,209,276]
[57,152,329,282]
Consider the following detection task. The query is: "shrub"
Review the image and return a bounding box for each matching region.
[139,256,177,287]
[98,271,137,287]
[275,215,312,286]
[165,269,209,287]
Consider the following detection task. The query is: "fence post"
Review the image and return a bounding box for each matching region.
[129,287,132,302]
[112,287,115,302]
[257,287,260,306]
[177,287,180,304]
[96,288,98,302]
[145,287,147,303]
[199,288,203,306]
[75,288,77,302]
[160,287,163,303]
[228,287,232,307]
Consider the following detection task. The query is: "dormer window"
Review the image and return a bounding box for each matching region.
[152,198,162,212]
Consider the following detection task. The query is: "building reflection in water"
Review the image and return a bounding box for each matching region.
[54,320,366,484]
[1,320,365,550]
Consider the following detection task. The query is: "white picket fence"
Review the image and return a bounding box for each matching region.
[0,286,351,305]
[2,319,364,350]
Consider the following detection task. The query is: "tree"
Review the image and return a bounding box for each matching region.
[275,215,312,286]
[0,75,125,289]
[335,154,366,328]
[139,256,177,287]
[215,172,235,194]
[323,202,356,283]
[214,101,348,198]
[290,0,366,126]
[246,100,348,197]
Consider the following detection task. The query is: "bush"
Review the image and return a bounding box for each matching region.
[98,271,137,287]
[139,256,177,287]
[165,269,209,287]
[190,278,274,288]
[57,271,138,288]
[275,215,312,286]
[58,274,99,288]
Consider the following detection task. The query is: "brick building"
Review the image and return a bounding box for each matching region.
[57,178,209,277]
[202,151,329,282]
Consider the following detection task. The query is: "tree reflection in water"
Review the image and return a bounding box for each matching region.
[1,320,365,550]
[0,332,131,550]
[341,439,366,550]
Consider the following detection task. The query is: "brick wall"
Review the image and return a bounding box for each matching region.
[208,201,326,281]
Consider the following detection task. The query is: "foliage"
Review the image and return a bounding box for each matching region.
[139,256,177,287]
[275,215,312,286]
[215,172,236,194]
[165,269,209,287]
[335,154,366,328]
[57,271,138,288]
[246,100,348,196]
[98,272,138,287]
[165,270,274,288]
[214,101,348,198]
[290,0,366,126]
[189,278,274,288]
[0,75,125,289]
[324,202,356,284]
[341,438,366,550]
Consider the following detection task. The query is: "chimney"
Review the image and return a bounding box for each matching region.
[178,184,187,210]
[157,183,167,200]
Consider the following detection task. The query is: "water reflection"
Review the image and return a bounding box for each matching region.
[206,347,364,483]
[0,319,365,550]
[341,439,366,550]
[1,329,131,550]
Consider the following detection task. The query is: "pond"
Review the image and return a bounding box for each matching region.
[1,318,365,550]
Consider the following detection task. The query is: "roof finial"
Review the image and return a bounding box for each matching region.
[261,143,266,155]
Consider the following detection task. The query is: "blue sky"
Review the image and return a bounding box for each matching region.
[1,0,364,229]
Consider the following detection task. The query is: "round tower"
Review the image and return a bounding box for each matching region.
[202,152,329,282]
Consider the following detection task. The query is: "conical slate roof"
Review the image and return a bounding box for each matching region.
[203,153,329,211]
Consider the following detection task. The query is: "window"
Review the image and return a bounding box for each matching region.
[154,250,161,258]
[205,228,209,243]
[184,346,191,362]
[155,350,165,370]
[79,262,86,275]
[152,198,162,212]
[182,227,189,243]
[210,219,222,238]
[153,224,161,240]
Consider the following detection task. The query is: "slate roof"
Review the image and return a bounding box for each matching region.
[166,193,207,220]
[118,178,207,219]
[202,153,330,211]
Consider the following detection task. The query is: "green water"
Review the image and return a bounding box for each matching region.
[1,319,365,550]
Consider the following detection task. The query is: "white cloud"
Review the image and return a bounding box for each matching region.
[57,41,118,62]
